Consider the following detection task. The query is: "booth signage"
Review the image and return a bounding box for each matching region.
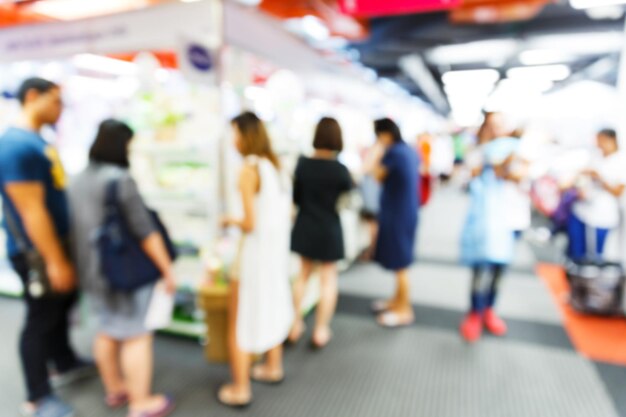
[188,44,214,72]
[178,35,216,85]
[0,1,216,63]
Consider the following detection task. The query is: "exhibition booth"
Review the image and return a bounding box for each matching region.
[0,0,443,342]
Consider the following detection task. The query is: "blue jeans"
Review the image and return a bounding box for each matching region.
[567,213,610,261]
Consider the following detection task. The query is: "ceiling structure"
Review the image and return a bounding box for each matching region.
[0,0,624,123]
[261,0,626,123]
[354,3,623,100]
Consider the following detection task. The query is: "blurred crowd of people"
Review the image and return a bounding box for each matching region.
[1,76,624,417]
[0,77,421,417]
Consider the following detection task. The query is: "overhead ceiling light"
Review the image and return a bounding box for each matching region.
[301,15,331,41]
[427,39,517,66]
[528,32,622,55]
[585,6,625,19]
[519,49,576,66]
[570,0,626,9]
[285,15,331,42]
[507,64,571,82]
[442,69,500,86]
[399,55,448,114]
[379,77,404,95]
[450,107,484,127]
[498,78,555,93]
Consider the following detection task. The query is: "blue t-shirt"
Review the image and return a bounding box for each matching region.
[0,127,70,256]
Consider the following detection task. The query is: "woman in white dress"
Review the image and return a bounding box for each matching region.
[219,112,294,408]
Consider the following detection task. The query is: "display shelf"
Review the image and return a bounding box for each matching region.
[161,319,206,339]
[131,144,215,161]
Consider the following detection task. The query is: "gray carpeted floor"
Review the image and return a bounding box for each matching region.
[0,187,625,417]
[0,299,620,417]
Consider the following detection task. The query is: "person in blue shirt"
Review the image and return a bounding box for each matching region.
[369,118,420,328]
[0,78,92,417]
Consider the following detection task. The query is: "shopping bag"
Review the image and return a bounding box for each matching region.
[530,175,561,217]
[419,174,432,206]
[144,283,175,330]
[567,260,624,316]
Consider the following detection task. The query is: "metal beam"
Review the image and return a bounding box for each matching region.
[399,54,449,114]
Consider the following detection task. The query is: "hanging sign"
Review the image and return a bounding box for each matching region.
[0,1,217,63]
[338,0,461,17]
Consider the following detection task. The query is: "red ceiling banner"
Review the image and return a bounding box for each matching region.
[339,0,462,17]
[450,0,550,24]
[260,0,368,40]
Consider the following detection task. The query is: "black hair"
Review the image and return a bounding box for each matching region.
[16,77,58,105]
[89,119,134,168]
[598,128,617,141]
[374,118,403,143]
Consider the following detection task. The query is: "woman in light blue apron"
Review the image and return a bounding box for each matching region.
[460,135,520,343]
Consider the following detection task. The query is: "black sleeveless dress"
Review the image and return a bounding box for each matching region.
[291,157,353,261]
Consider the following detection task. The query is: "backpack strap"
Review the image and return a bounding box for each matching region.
[104,180,120,213]
[2,203,28,253]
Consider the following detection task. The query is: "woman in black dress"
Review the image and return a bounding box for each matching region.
[289,117,353,348]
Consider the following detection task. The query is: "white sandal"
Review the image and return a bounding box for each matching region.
[370,300,391,314]
[376,311,415,328]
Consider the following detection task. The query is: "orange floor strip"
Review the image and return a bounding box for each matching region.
[537,263,626,366]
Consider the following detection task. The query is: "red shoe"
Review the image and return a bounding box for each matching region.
[460,312,483,343]
[484,308,508,336]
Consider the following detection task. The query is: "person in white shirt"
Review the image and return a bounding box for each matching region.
[568,129,626,260]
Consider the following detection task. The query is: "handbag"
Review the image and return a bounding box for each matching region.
[419,174,432,206]
[567,222,625,316]
[567,259,624,316]
[530,175,561,217]
[551,188,578,233]
[3,204,69,298]
[96,180,177,292]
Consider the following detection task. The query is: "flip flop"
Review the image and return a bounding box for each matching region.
[286,321,307,346]
[376,311,415,328]
[105,392,129,409]
[217,385,252,408]
[127,396,175,417]
[251,365,284,385]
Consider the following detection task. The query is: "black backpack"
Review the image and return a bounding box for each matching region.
[96,180,177,292]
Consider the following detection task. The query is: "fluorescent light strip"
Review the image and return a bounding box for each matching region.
[570,0,626,9]
[507,65,571,82]
[427,40,518,66]
[442,69,500,86]
[519,49,576,66]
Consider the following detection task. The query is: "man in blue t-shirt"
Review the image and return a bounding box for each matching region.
[0,78,90,417]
